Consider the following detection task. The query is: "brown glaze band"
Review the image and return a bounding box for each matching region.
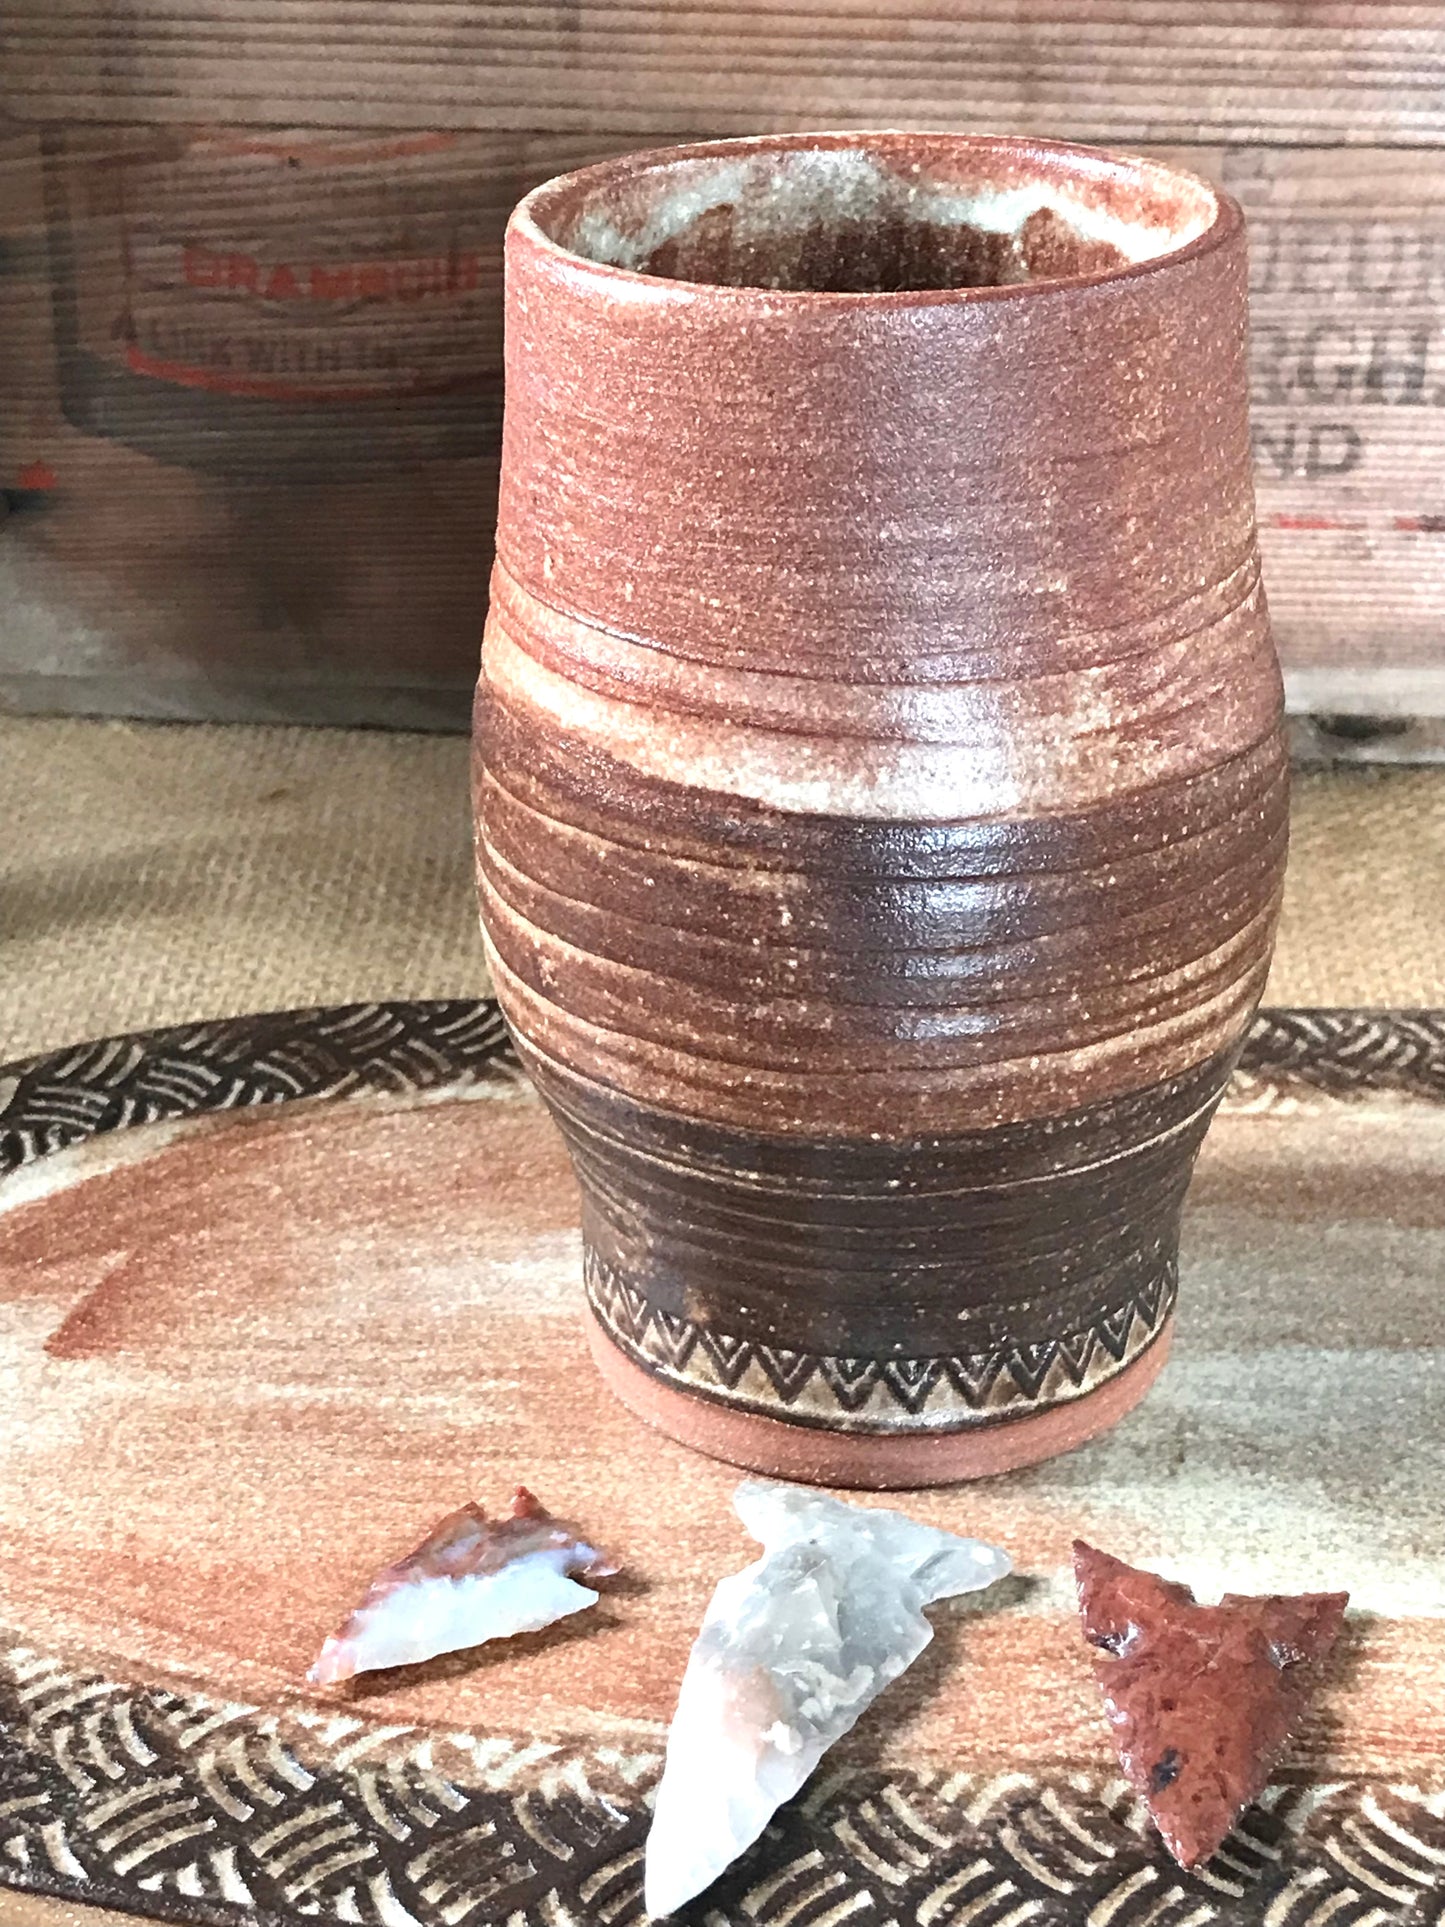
[476,132,1287,1470]
[480,692,1289,881]
[519,1034,1210,1432]
[475,705,1285,1134]
[483,561,1282,796]
[478,714,1287,973]
[481,926,1273,1138]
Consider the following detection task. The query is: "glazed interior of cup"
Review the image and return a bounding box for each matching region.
[526,135,1220,294]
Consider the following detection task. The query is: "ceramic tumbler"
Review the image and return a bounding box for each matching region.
[473,132,1287,1486]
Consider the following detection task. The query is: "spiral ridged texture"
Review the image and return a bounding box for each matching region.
[474,134,1287,1477]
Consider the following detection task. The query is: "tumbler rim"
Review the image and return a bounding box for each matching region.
[511,129,1239,308]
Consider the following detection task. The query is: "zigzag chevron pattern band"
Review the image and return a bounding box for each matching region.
[584,1245,1178,1432]
[1,1007,1443,1922]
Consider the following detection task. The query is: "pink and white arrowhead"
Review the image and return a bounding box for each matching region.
[308,1487,619,1686]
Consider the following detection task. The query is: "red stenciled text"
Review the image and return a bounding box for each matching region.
[181,245,483,302]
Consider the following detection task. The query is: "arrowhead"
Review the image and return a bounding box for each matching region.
[1072,1541,1347,1869]
[307,1488,619,1686]
[645,1485,1011,1917]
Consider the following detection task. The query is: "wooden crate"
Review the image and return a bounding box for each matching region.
[1,3,1442,734]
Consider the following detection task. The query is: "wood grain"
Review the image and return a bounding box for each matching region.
[0,1007,1442,1925]
[2,4,1444,140]
[1174,143,1445,712]
[3,127,1445,724]
[0,1073,1442,1771]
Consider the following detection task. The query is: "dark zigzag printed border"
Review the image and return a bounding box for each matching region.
[584,1242,1177,1430]
[0,1001,517,1179]
[0,1636,1442,1927]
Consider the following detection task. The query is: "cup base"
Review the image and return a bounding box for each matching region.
[586,1315,1173,1488]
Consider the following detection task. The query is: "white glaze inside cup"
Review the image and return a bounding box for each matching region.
[534,139,1219,293]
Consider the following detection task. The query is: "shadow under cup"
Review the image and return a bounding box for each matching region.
[473,132,1287,1487]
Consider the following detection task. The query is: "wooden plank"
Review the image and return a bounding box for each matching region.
[0,128,621,728]
[3,128,1444,726]
[1288,713,1445,761]
[2,3,1445,142]
[1161,144,1445,713]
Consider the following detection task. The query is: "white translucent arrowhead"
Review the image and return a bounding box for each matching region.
[644,1481,1011,1918]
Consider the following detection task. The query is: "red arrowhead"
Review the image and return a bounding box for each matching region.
[1073,1541,1347,1868]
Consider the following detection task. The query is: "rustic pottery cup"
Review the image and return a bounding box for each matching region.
[473,132,1287,1487]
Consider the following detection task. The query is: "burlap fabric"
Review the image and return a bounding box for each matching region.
[1,715,1441,1061]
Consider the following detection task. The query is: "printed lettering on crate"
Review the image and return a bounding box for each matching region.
[42,127,503,477]
[1222,144,1445,730]
[0,2,1442,732]
[0,126,578,725]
